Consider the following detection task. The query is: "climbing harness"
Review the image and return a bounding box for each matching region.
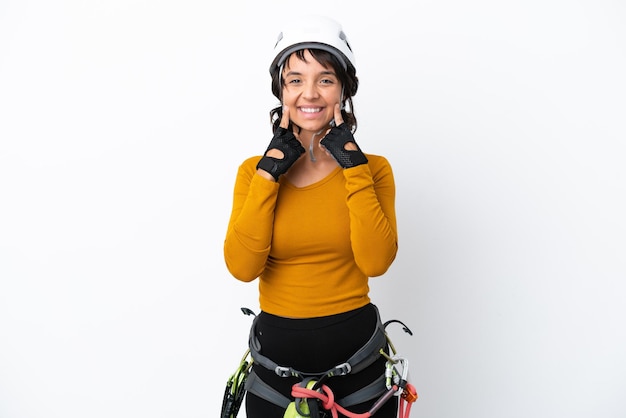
[219,306,418,418]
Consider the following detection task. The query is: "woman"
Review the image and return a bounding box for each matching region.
[223,15,399,417]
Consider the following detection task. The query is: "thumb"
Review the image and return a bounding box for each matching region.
[279,105,290,129]
[333,103,344,126]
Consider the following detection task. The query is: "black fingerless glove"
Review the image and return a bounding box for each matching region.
[320,123,368,168]
[256,127,305,181]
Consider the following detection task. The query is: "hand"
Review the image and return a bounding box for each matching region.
[256,106,305,181]
[320,104,368,168]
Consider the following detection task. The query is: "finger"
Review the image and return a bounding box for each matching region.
[279,105,290,129]
[293,129,301,143]
[318,140,332,156]
[333,103,344,126]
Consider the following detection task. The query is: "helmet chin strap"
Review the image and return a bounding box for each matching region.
[278,63,284,102]
[309,128,324,162]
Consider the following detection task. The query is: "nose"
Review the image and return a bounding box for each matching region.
[302,82,320,100]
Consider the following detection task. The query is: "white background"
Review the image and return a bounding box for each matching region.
[1,1,625,417]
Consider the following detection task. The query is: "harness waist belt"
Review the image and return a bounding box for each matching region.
[247,305,388,378]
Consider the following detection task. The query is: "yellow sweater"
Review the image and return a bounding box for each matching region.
[224,154,398,318]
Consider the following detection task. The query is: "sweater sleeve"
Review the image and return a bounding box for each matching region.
[343,156,398,277]
[223,157,280,282]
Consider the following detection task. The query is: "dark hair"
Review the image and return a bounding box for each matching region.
[269,48,359,134]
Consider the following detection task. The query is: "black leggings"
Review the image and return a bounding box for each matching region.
[245,304,398,418]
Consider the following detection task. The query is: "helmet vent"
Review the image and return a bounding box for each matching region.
[274,32,284,48]
[339,31,353,52]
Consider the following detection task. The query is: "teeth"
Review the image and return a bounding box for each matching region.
[300,107,321,113]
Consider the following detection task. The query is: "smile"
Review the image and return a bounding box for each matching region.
[300,107,323,113]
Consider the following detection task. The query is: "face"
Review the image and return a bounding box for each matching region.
[281,49,343,135]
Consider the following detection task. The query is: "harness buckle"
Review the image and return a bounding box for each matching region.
[275,366,295,378]
[333,362,352,376]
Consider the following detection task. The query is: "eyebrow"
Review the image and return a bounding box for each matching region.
[284,70,337,77]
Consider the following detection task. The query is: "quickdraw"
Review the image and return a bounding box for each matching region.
[220,349,253,418]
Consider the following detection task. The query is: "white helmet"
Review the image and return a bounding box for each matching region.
[269,15,356,75]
